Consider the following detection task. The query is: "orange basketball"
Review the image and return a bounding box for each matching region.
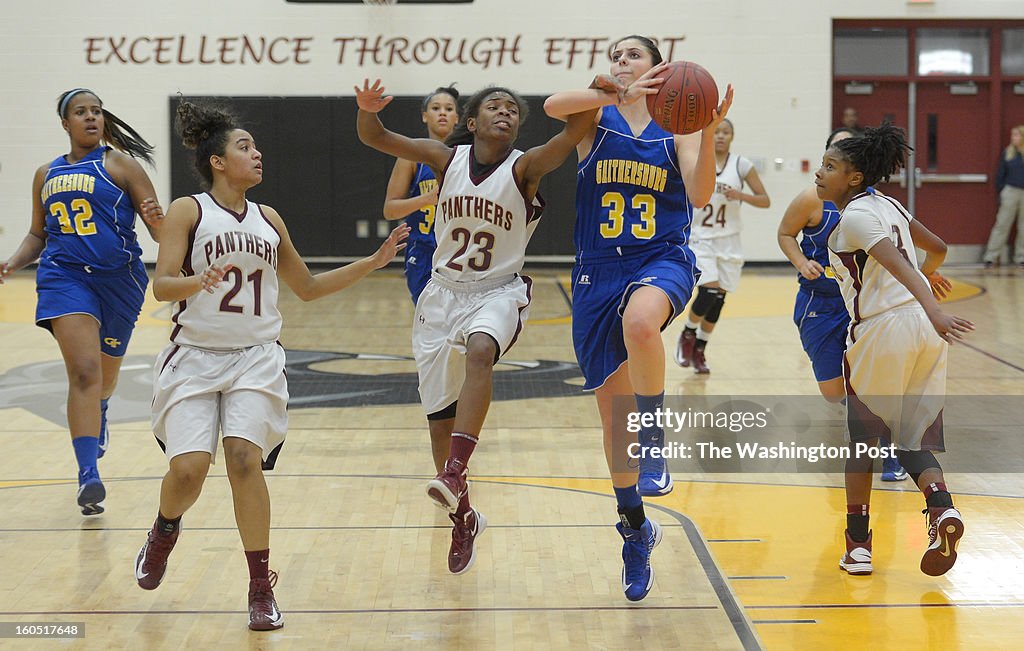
[646,61,719,135]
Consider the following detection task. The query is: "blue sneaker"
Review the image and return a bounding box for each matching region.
[77,467,105,516]
[616,517,663,601]
[881,455,908,482]
[97,399,109,459]
[637,429,673,497]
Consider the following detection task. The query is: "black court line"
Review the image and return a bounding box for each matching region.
[709,539,763,543]
[554,276,573,309]
[4,474,1024,501]
[728,576,787,580]
[2,477,763,647]
[750,619,816,624]
[477,479,764,651]
[959,340,1024,373]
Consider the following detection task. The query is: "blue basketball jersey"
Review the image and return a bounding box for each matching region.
[405,163,439,247]
[574,107,692,260]
[798,200,842,297]
[39,146,143,272]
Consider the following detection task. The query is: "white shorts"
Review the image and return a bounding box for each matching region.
[844,305,947,451]
[691,233,744,293]
[152,342,289,467]
[413,273,532,414]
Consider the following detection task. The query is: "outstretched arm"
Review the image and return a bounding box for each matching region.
[515,107,599,198]
[543,64,667,121]
[355,79,451,172]
[269,204,410,301]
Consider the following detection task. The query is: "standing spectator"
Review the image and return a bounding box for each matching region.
[983,125,1024,267]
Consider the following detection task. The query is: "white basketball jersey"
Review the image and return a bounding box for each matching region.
[692,153,753,241]
[432,145,542,282]
[170,193,282,350]
[828,191,923,325]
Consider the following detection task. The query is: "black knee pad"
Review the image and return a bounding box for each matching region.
[691,286,723,317]
[704,290,727,323]
[895,449,940,475]
[427,401,457,421]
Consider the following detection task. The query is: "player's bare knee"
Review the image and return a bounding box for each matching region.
[65,360,103,392]
[465,333,499,372]
[621,308,660,347]
[223,441,263,479]
[168,455,210,490]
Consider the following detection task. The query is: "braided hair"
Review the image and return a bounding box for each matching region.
[174,99,241,189]
[831,121,913,188]
[445,86,528,147]
[57,88,155,165]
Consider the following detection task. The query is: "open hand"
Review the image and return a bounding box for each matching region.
[929,311,974,344]
[926,271,953,300]
[354,79,394,113]
[373,223,410,268]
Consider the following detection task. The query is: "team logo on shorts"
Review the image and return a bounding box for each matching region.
[640,276,658,284]
[103,337,122,348]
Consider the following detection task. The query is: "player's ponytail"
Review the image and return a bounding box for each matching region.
[56,88,155,166]
[833,121,912,188]
[445,86,528,147]
[175,98,240,189]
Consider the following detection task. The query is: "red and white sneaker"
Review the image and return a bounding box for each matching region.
[921,507,964,576]
[248,570,284,631]
[448,508,487,574]
[839,529,873,575]
[426,458,468,513]
[675,329,696,367]
[135,521,179,590]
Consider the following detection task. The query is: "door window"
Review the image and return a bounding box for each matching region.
[1003,28,1024,75]
[834,28,908,75]
[917,28,990,75]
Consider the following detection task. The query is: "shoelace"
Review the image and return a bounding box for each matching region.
[250,570,279,600]
[451,514,473,546]
[921,508,940,544]
[146,528,177,558]
[623,531,651,582]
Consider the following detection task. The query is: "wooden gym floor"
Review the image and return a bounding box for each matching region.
[0,264,1022,650]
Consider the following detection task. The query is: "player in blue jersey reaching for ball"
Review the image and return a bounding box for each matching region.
[1,88,164,516]
[545,35,732,601]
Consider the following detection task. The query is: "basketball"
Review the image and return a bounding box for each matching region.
[646,61,719,135]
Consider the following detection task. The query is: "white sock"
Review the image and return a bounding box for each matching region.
[696,326,712,341]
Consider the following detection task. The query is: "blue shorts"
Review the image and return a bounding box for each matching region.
[35,259,148,357]
[572,243,699,390]
[793,288,849,382]
[404,240,435,305]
